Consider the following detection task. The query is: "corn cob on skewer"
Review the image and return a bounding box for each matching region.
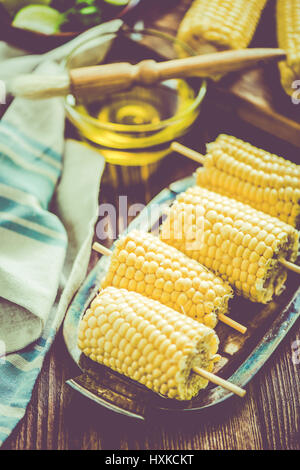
[78,287,245,399]
[172,135,300,229]
[160,186,299,304]
[96,230,244,332]
[276,0,300,96]
[94,241,246,334]
[177,0,268,56]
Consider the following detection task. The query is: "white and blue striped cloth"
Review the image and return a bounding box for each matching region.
[0,116,64,446]
[0,34,107,446]
[0,126,105,447]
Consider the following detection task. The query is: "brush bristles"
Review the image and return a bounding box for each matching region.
[10,74,70,100]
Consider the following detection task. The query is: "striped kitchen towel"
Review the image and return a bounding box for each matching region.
[0,41,106,445]
[0,73,67,346]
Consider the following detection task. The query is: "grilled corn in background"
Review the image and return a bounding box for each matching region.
[177,0,268,55]
[277,0,300,96]
[195,134,300,228]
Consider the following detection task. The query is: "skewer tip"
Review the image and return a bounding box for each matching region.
[193,366,246,398]
[170,141,206,165]
[92,242,112,257]
[279,257,300,275]
[218,314,247,335]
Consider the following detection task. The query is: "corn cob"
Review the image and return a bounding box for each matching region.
[276,0,300,96]
[77,286,220,400]
[177,0,268,56]
[100,230,233,329]
[194,134,300,228]
[160,186,299,304]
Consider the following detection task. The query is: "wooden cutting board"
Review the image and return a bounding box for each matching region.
[139,0,300,149]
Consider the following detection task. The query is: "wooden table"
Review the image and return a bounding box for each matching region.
[2,0,300,451]
[3,110,300,450]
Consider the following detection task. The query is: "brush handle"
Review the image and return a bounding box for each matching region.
[70,48,286,100]
[70,61,157,100]
[11,48,286,101]
[153,48,286,79]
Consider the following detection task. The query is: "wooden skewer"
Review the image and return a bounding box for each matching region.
[171,142,300,276]
[171,141,206,165]
[218,314,247,335]
[180,305,246,335]
[278,257,300,274]
[93,242,247,334]
[93,242,112,257]
[193,366,246,397]
[11,48,286,102]
[93,243,246,397]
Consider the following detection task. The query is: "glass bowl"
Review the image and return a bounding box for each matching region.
[64,25,207,166]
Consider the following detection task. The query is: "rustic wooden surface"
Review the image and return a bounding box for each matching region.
[2,111,300,450]
[2,0,300,450]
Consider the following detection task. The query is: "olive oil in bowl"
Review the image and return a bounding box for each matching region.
[64,27,206,166]
[66,77,205,165]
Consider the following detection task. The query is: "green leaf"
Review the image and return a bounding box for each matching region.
[79,6,99,15]
[102,0,129,5]
[12,4,65,34]
[0,0,51,17]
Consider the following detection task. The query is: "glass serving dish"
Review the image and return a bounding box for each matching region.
[64,25,207,167]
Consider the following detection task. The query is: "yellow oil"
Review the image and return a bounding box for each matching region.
[66,78,202,166]
[97,96,162,126]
